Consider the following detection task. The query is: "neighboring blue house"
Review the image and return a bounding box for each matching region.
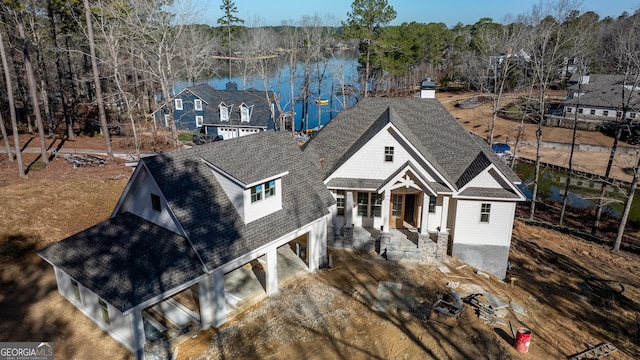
[151,82,280,137]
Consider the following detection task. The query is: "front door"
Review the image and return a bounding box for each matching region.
[391,194,404,228]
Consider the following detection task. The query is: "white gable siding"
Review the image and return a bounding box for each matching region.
[211,169,245,220]
[117,167,182,234]
[329,128,436,183]
[243,178,283,223]
[451,200,515,247]
[463,168,503,189]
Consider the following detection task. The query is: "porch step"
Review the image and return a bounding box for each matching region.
[385,249,423,262]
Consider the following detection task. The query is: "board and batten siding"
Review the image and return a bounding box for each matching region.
[329,128,436,183]
[451,200,515,247]
[52,266,141,353]
[117,167,182,234]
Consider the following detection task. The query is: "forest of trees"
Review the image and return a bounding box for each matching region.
[2,0,640,243]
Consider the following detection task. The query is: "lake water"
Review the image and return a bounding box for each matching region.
[177,52,360,132]
[514,162,640,221]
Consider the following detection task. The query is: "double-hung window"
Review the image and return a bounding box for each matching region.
[194,99,203,111]
[264,180,276,198]
[175,98,183,110]
[480,203,491,223]
[196,115,204,127]
[71,279,81,303]
[372,193,382,217]
[384,146,394,162]
[251,180,276,203]
[336,190,345,216]
[99,299,110,324]
[251,184,263,203]
[357,192,369,216]
[428,195,437,213]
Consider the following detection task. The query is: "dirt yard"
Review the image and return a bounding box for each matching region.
[0,99,639,359]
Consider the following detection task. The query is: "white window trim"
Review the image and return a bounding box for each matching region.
[194,99,203,111]
[175,98,183,110]
[196,115,204,127]
[480,203,491,223]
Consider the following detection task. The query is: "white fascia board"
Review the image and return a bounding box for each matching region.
[384,123,457,191]
[111,162,148,217]
[377,161,435,195]
[244,171,289,189]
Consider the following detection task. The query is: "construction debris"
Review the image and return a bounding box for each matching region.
[463,294,507,326]
[429,290,464,327]
[63,154,105,168]
[568,343,618,359]
[510,301,528,317]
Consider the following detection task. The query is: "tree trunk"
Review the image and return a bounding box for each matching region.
[47,0,74,140]
[560,81,582,225]
[83,0,113,161]
[613,155,640,251]
[529,125,542,219]
[16,10,48,164]
[0,30,24,176]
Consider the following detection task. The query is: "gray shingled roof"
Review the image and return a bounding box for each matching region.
[141,131,336,270]
[188,84,276,128]
[302,97,521,192]
[38,213,204,313]
[326,177,383,190]
[457,187,521,199]
[40,131,335,310]
[565,74,640,109]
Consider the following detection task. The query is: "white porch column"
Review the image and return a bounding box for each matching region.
[308,218,327,271]
[199,275,214,329]
[211,271,227,327]
[381,189,390,232]
[420,193,430,235]
[265,246,278,295]
[345,191,354,227]
[440,196,450,231]
[130,309,146,360]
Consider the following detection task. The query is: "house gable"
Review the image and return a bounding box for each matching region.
[112,164,183,235]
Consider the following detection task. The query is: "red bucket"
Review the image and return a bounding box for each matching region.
[514,328,531,353]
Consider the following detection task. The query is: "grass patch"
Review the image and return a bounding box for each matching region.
[28,160,47,172]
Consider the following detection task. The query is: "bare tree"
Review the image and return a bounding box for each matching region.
[83,0,113,160]
[15,7,49,164]
[523,1,576,219]
[0,29,24,176]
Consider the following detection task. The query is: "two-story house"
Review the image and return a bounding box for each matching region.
[302,93,525,279]
[151,82,279,136]
[38,131,335,358]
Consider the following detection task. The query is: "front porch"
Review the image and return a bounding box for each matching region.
[328,224,448,263]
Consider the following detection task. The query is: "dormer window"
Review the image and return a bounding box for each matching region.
[240,103,253,122]
[250,180,276,203]
[194,99,203,111]
[175,98,183,110]
[219,102,232,122]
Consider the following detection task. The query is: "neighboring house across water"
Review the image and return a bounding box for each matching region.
[302,91,525,280]
[151,82,279,137]
[555,74,640,130]
[39,131,334,358]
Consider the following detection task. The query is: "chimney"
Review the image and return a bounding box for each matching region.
[579,75,590,85]
[225,81,238,91]
[419,77,436,99]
